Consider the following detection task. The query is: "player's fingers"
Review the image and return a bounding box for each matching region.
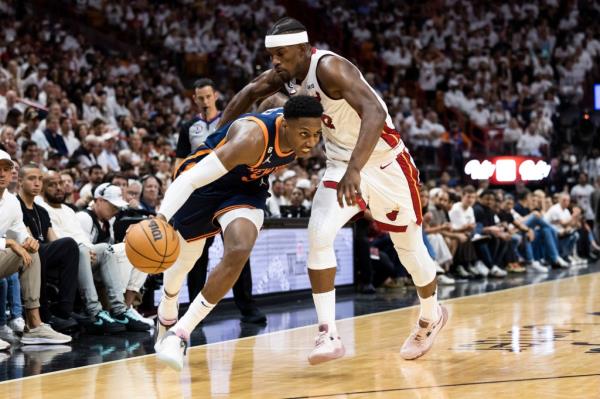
[337,186,345,208]
[345,185,355,206]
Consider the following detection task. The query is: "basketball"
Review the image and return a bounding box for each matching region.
[125,218,180,274]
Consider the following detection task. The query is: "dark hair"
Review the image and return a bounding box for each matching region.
[267,17,306,35]
[283,95,323,120]
[480,189,496,199]
[194,78,216,91]
[88,164,103,174]
[463,185,476,195]
[21,140,37,153]
[517,189,531,201]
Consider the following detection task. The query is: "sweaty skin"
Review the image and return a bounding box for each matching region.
[219,44,386,207]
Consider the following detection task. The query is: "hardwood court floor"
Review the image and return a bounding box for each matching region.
[2,273,600,398]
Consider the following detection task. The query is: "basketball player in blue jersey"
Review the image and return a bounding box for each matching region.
[154,95,323,371]
[176,78,267,325]
[219,17,448,364]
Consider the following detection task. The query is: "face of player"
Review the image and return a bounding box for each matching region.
[20,167,43,197]
[282,117,322,158]
[267,44,307,82]
[194,86,218,117]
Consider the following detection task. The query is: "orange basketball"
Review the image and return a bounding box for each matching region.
[125,218,180,274]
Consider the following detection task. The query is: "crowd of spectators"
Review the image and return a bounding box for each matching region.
[0,0,600,347]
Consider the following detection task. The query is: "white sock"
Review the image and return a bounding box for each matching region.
[312,289,337,336]
[418,292,439,322]
[159,239,204,322]
[172,292,215,340]
[158,288,179,322]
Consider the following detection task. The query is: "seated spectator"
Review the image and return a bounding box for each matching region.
[472,190,509,278]
[516,123,548,156]
[513,189,570,268]
[0,151,71,348]
[38,171,129,334]
[77,183,152,329]
[543,193,580,263]
[280,188,309,218]
[139,174,162,214]
[17,163,79,331]
[448,185,481,278]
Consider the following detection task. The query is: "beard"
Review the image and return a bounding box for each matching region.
[45,192,65,205]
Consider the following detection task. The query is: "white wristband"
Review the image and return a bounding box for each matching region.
[159,152,228,221]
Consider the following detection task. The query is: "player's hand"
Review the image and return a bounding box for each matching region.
[22,237,39,253]
[337,167,362,208]
[527,229,535,242]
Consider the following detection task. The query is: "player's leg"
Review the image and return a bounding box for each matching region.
[307,183,361,365]
[156,233,206,341]
[389,223,448,360]
[156,208,263,371]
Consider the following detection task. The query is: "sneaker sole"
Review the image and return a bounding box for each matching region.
[308,346,346,366]
[21,337,72,345]
[156,351,184,371]
[401,305,449,360]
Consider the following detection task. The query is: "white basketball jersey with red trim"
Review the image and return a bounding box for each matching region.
[291,49,402,163]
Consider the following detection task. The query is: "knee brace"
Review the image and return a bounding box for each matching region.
[307,217,338,270]
[390,226,437,287]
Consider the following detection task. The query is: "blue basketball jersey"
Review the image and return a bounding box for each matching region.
[171,108,297,241]
[175,108,296,190]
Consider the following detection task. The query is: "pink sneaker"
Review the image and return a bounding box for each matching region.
[308,324,346,365]
[400,305,448,360]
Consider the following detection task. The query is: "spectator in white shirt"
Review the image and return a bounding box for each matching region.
[0,150,70,346]
[516,124,548,156]
[544,192,579,260]
[570,172,596,223]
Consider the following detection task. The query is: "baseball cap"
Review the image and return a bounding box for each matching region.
[296,178,311,190]
[0,149,14,166]
[94,183,128,208]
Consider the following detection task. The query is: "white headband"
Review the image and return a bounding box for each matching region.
[265,31,309,48]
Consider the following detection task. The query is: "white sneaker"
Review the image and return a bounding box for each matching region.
[435,262,445,274]
[572,255,588,265]
[0,337,10,351]
[476,261,490,277]
[437,274,455,285]
[8,317,25,334]
[155,331,187,371]
[529,261,549,273]
[468,265,482,276]
[126,307,154,328]
[308,324,345,365]
[556,257,570,268]
[0,325,17,342]
[21,323,72,345]
[489,265,507,278]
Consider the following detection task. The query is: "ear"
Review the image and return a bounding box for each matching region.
[214,91,220,100]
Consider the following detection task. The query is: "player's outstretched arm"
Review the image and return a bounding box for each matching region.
[158,121,266,221]
[317,56,387,207]
[218,70,283,128]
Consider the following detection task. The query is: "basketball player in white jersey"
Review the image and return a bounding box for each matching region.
[219,17,448,363]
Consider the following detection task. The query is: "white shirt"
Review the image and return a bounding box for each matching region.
[0,190,30,249]
[544,203,571,231]
[517,133,548,156]
[37,198,93,247]
[570,184,595,221]
[448,202,475,230]
[97,150,120,172]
